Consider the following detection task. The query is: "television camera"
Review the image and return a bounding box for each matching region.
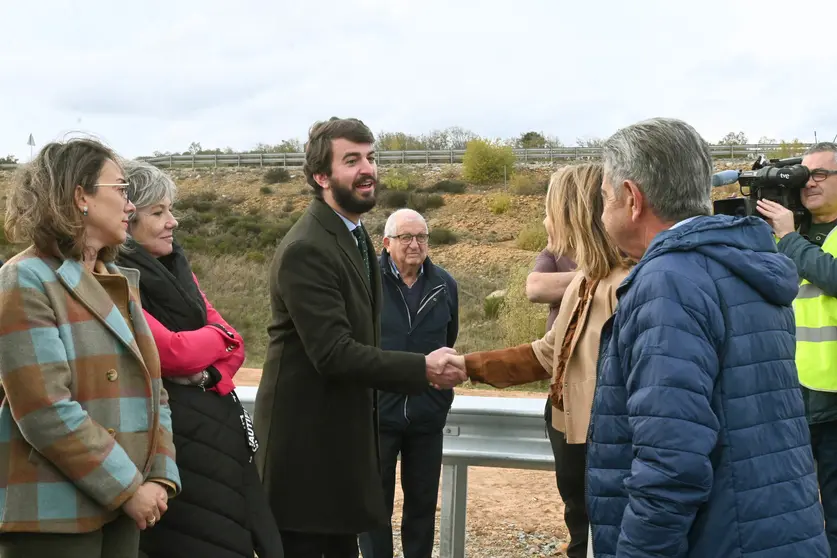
[712,155,811,229]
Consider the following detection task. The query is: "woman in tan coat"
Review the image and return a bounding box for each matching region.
[448,162,631,558]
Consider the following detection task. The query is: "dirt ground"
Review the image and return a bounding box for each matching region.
[236,369,569,557]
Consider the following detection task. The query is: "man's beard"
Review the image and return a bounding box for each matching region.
[330,175,377,215]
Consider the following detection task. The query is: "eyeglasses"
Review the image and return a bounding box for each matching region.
[95,183,130,200]
[389,233,429,245]
[810,169,837,183]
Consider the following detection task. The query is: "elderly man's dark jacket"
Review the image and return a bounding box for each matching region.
[377,249,459,433]
[253,198,428,534]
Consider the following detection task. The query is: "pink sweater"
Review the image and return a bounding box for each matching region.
[142,274,245,396]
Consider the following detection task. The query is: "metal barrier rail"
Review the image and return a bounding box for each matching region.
[133,143,808,168]
[235,386,554,558]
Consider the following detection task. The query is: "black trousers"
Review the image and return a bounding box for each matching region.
[547,412,589,558]
[358,428,444,558]
[810,421,837,555]
[0,514,139,558]
[279,531,358,558]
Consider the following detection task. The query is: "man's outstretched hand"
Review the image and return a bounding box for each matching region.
[425,347,467,389]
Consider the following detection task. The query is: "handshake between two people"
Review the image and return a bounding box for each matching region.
[425,347,468,390]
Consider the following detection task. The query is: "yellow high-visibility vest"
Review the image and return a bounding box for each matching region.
[793,227,837,392]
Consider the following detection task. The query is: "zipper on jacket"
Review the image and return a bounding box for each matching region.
[415,285,446,322]
[390,279,412,424]
[405,285,446,424]
[395,286,412,330]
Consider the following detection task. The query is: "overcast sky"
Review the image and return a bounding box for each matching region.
[2,0,835,161]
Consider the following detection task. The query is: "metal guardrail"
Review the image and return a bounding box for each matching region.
[437,395,553,558]
[235,386,553,558]
[133,143,809,169]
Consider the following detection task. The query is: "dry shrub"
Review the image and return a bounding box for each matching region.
[189,253,270,368]
[488,194,511,215]
[498,266,548,347]
[509,173,546,196]
[515,222,548,251]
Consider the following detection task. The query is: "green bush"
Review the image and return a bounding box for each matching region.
[429,227,457,245]
[381,168,419,191]
[509,173,546,196]
[768,139,807,159]
[176,204,296,256]
[178,192,218,212]
[488,194,511,215]
[407,193,445,212]
[462,139,516,185]
[425,179,467,194]
[424,194,445,209]
[264,168,291,184]
[484,295,504,319]
[515,223,548,251]
[260,186,274,195]
[381,190,409,208]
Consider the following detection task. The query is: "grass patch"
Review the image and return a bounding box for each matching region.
[488,193,511,215]
[509,173,546,196]
[188,253,270,368]
[264,168,291,184]
[451,270,506,356]
[515,222,548,252]
[496,266,549,391]
[483,294,504,319]
[429,227,457,245]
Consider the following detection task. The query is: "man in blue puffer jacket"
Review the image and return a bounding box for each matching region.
[587,116,830,557]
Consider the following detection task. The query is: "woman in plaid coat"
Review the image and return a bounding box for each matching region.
[0,139,182,558]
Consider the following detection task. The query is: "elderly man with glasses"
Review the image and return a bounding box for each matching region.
[757,142,837,555]
[358,208,459,558]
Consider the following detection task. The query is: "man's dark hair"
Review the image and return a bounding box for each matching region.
[303,117,375,198]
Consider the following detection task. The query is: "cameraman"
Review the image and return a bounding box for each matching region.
[757,141,837,554]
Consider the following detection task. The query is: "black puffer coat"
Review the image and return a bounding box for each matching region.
[139,382,283,558]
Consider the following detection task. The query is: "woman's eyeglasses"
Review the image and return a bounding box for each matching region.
[95,183,130,200]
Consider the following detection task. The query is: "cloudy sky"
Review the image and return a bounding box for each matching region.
[2,0,835,161]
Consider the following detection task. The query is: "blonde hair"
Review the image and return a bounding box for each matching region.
[545,162,629,280]
[5,138,121,262]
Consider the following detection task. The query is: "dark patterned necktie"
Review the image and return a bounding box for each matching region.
[351,226,371,282]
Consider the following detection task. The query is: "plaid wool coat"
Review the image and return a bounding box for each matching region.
[0,247,181,533]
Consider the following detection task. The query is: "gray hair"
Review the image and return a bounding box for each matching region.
[384,208,428,237]
[603,117,713,222]
[122,159,177,222]
[804,142,837,164]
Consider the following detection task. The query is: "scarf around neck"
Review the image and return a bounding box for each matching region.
[117,240,207,333]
